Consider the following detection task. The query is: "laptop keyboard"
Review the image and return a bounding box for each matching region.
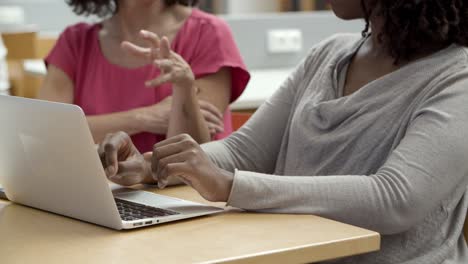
[115,198,179,221]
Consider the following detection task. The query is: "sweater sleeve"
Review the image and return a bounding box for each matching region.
[221,69,468,235]
[201,51,311,174]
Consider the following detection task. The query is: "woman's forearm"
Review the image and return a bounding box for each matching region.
[87,110,142,143]
[87,106,169,143]
[168,85,211,144]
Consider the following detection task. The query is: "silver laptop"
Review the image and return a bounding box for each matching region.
[0,95,223,230]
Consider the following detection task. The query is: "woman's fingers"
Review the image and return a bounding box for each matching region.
[201,108,224,127]
[199,101,224,133]
[121,41,152,62]
[145,73,174,87]
[160,36,171,58]
[140,31,172,61]
[140,30,161,51]
[206,121,224,135]
[155,151,192,183]
[153,142,186,160]
[202,110,224,134]
[151,137,196,173]
[151,142,185,177]
[199,100,223,120]
[154,134,191,149]
[122,29,174,70]
[154,59,174,73]
[122,30,165,63]
[157,162,190,189]
[109,160,145,186]
[151,135,198,180]
[98,132,129,177]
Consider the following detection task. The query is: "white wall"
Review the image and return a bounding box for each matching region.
[0,0,280,32]
[227,0,279,15]
[0,0,96,33]
[0,0,364,70]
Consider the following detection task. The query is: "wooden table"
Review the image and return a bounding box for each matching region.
[0,186,380,264]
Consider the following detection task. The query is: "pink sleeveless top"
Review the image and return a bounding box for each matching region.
[45,9,250,152]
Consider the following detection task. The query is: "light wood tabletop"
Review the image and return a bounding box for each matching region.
[0,185,380,264]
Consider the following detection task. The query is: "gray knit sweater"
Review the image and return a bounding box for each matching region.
[202,34,468,263]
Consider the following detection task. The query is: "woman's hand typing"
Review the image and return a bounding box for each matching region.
[152,134,233,202]
[98,132,233,202]
[98,132,154,186]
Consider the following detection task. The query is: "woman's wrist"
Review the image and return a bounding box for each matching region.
[172,80,197,98]
[129,107,149,134]
[132,106,166,134]
[141,152,157,184]
[216,169,234,202]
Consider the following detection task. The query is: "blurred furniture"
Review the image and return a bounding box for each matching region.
[2,30,40,98]
[0,35,9,95]
[1,31,55,98]
[199,0,228,14]
[232,112,253,131]
[0,185,380,264]
[231,68,292,110]
[2,31,37,59]
[465,211,468,242]
[279,0,331,12]
[23,59,47,76]
[36,35,57,58]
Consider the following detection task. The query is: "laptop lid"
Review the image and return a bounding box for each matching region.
[0,96,122,229]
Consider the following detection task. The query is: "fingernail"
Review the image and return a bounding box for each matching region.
[140,30,148,35]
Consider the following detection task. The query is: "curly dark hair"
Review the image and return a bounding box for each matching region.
[361,0,468,63]
[66,0,199,17]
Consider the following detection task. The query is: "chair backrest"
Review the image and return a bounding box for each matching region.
[1,31,43,98]
[36,35,56,59]
[2,31,38,60]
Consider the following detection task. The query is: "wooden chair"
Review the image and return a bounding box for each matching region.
[464,211,468,243]
[1,30,53,98]
[36,35,56,59]
[232,111,253,131]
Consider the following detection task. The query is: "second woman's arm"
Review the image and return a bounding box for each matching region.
[38,65,167,142]
[124,30,230,144]
[39,64,224,143]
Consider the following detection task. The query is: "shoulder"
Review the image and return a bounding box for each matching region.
[53,22,99,59]
[55,22,98,54]
[189,9,232,36]
[447,46,468,68]
[413,46,468,115]
[303,33,362,65]
[46,22,98,78]
[421,45,468,93]
[322,33,362,52]
[177,9,239,57]
[59,22,98,42]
